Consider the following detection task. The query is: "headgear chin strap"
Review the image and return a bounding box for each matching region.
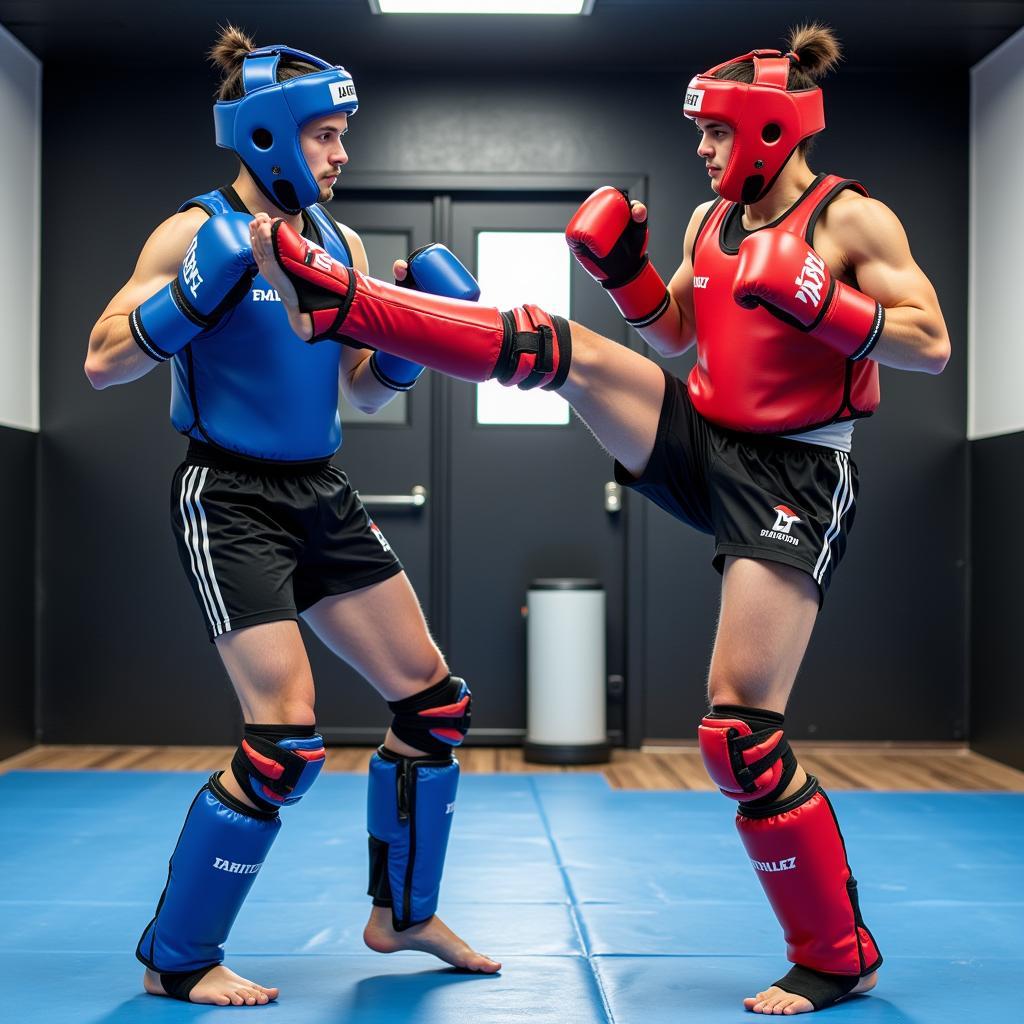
[683,49,824,205]
[214,45,358,214]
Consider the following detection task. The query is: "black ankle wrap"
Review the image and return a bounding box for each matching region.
[159,963,218,1002]
[773,963,865,1010]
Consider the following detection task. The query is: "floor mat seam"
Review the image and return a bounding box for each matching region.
[528,776,616,1024]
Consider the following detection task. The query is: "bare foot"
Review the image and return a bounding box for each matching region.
[743,970,877,1014]
[363,906,501,973]
[143,966,279,1006]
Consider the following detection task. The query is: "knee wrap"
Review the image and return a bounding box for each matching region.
[737,776,883,1005]
[231,723,326,813]
[388,675,471,755]
[698,704,797,806]
[367,746,459,931]
[136,772,281,1000]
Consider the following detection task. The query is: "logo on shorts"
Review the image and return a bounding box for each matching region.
[794,250,827,309]
[368,519,392,553]
[759,504,802,547]
[252,288,281,302]
[693,276,710,289]
[212,857,263,875]
[750,856,797,873]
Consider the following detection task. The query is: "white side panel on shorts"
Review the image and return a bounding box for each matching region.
[0,24,40,433]
[969,26,1024,440]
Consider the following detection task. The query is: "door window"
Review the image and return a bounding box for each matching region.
[475,230,571,426]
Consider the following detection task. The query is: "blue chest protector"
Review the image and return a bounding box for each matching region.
[170,187,351,461]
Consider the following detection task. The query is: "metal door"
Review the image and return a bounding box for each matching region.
[445,197,629,744]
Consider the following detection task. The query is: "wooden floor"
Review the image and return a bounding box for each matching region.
[2,742,1022,791]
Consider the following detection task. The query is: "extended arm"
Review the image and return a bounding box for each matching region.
[565,187,708,359]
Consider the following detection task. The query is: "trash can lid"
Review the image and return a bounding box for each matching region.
[529,578,603,591]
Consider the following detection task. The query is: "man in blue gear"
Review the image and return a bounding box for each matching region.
[85,24,498,1007]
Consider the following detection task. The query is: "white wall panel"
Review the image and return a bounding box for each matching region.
[0,23,40,432]
[969,27,1024,439]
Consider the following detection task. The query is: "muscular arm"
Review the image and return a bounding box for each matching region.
[84,208,208,389]
[335,225,409,414]
[825,195,950,374]
[633,202,711,359]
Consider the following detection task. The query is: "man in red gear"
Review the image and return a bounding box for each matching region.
[253,24,949,1014]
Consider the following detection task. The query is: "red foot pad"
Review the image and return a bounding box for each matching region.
[737,778,882,977]
[270,220,570,390]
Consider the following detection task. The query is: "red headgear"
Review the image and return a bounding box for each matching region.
[683,49,825,204]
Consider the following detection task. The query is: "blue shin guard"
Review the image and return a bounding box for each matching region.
[136,773,280,1000]
[367,746,459,931]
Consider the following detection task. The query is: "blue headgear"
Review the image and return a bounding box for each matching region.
[213,45,358,214]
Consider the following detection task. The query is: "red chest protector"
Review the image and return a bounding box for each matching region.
[688,173,880,434]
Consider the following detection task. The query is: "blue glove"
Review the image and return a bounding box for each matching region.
[370,243,481,391]
[130,212,256,362]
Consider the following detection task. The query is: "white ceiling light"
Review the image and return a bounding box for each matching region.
[370,1,594,14]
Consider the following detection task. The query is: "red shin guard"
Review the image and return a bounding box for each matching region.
[271,220,571,391]
[737,777,881,978]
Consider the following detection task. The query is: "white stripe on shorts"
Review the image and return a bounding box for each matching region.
[179,466,232,637]
[813,451,854,585]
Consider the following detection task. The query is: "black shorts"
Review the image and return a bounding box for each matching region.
[615,370,858,601]
[170,442,403,641]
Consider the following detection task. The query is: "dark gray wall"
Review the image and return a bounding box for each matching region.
[39,62,968,744]
[970,432,1024,769]
[0,425,36,758]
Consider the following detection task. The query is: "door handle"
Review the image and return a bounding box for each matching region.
[604,480,622,514]
[358,485,427,508]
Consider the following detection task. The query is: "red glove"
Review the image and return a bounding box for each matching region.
[565,186,670,329]
[270,220,571,392]
[733,230,884,361]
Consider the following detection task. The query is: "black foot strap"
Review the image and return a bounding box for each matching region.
[159,963,219,1002]
[773,964,863,1010]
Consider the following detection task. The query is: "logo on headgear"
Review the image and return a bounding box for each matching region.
[684,86,704,113]
[330,81,357,106]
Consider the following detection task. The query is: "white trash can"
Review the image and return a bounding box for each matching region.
[523,579,610,764]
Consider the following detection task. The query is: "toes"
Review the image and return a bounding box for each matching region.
[744,991,773,1013]
[469,955,501,973]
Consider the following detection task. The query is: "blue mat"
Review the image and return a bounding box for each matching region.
[0,770,1021,1022]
